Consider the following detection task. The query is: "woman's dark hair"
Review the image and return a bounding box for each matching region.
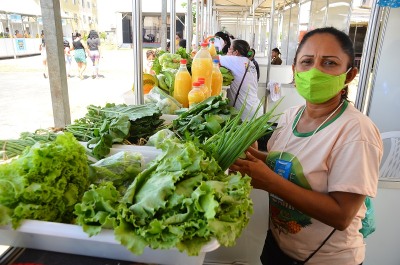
[179,39,187,48]
[88,30,99,39]
[232,39,251,58]
[293,27,355,101]
[215,31,230,54]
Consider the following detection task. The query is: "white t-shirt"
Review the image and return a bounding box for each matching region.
[266,101,383,264]
[219,55,262,120]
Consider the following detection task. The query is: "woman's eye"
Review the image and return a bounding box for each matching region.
[300,59,312,65]
[323,60,338,66]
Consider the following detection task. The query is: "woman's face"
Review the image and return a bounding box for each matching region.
[227,43,239,56]
[295,33,350,75]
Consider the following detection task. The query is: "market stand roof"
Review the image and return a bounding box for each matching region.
[0,0,41,16]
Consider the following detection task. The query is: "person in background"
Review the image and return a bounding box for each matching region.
[145,49,156,74]
[175,32,182,47]
[87,30,101,79]
[214,31,231,55]
[230,27,383,265]
[14,30,23,38]
[4,27,10,38]
[217,39,262,120]
[23,30,30,38]
[178,39,187,49]
[64,39,73,78]
[71,32,88,80]
[39,37,48,78]
[271,47,282,65]
[249,48,260,81]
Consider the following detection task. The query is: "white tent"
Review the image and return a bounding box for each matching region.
[0,0,41,16]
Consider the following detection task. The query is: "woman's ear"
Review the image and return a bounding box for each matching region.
[346,67,358,84]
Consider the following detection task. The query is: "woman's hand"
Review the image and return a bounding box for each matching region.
[230,151,275,190]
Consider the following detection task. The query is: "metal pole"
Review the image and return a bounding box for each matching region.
[170,0,176,54]
[195,0,200,49]
[186,0,193,53]
[354,0,383,112]
[252,8,256,47]
[264,0,275,113]
[285,0,293,65]
[39,0,71,126]
[207,0,212,37]
[132,0,143,105]
[161,0,167,51]
[200,0,204,41]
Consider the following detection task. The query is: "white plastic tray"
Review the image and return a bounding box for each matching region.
[0,145,220,265]
[0,220,219,265]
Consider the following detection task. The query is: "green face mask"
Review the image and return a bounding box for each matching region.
[295,68,350,104]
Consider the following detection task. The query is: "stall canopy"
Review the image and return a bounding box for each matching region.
[0,0,41,16]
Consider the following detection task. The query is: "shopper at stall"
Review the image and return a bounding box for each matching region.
[230,27,383,265]
[64,39,72,78]
[87,30,101,79]
[39,38,48,78]
[218,39,262,120]
[214,31,231,54]
[71,32,88,80]
[271,47,282,65]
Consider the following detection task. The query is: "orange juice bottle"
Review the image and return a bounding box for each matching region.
[198,78,211,98]
[173,59,192,108]
[208,39,217,56]
[191,43,213,93]
[211,59,223,96]
[188,81,206,108]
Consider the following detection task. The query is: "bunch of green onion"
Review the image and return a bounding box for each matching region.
[203,97,282,171]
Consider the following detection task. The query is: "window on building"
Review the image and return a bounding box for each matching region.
[73,0,77,4]
[82,0,85,8]
[82,15,86,24]
[87,2,90,8]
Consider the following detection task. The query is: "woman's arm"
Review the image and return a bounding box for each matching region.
[230,152,366,230]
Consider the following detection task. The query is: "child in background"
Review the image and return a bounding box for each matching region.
[145,49,156,74]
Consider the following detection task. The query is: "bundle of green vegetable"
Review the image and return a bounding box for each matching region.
[74,137,253,256]
[1,129,59,160]
[203,98,283,171]
[220,66,234,86]
[171,95,238,143]
[65,103,163,159]
[0,133,89,228]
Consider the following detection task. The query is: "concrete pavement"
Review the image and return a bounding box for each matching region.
[0,48,139,139]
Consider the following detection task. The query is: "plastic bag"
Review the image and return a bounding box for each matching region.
[268,81,281,102]
[144,86,182,114]
[359,197,376,238]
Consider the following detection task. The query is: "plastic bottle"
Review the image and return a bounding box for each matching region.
[208,39,217,56]
[173,59,192,108]
[198,77,211,98]
[191,42,213,94]
[211,59,223,96]
[188,81,206,108]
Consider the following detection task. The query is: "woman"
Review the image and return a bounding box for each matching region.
[230,27,383,265]
[71,33,88,80]
[218,39,262,120]
[271,47,282,65]
[214,31,231,55]
[87,30,101,78]
[39,38,48,78]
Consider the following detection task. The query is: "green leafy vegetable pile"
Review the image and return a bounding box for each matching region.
[220,66,234,86]
[171,95,238,143]
[1,129,59,160]
[74,138,253,256]
[0,133,89,228]
[65,103,164,159]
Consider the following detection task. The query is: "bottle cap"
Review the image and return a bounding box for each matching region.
[180,59,187,64]
[213,59,219,63]
[198,79,205,84]
[193,81,201,86]
[198,77,205,81]
[201,42,208,47]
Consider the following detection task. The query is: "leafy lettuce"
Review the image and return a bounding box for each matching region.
[74,138,253,256]
[0,133,89,228]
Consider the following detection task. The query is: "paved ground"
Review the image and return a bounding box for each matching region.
[0,48,139,139]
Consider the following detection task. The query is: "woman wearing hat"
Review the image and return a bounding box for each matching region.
[271,47,282,65]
